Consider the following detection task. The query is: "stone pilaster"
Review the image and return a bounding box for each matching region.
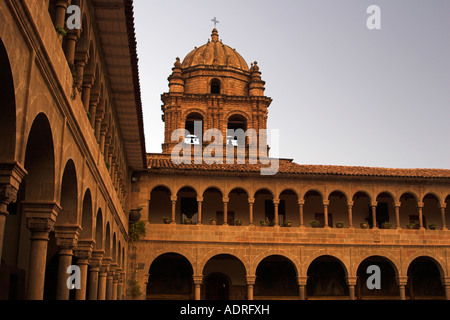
[55,225,80,300]
[23,201,61,300]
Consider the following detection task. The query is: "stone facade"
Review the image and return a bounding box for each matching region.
[133,28,450,301]
[0,0,145,300]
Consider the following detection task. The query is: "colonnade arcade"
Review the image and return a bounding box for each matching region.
[147,184,450,230]
[144,252,448,300]
[0,1,135,300]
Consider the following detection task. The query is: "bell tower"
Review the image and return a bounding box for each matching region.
[161,28,272,161]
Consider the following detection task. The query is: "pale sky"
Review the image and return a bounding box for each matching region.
[133,0,450,169]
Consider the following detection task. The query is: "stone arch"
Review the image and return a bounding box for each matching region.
[352,190,373,202]
[353,253,401,278]
[326,189,349,201]
[146,252,195,300]
[253,253,300,299]
[94,208,103,250]
[198,250,249,277]
[104,221,111,258]
[144,248,196,274]
[226,186,251,199]
[57,159,78,225]
[182,108,207,121]
[306,255,350,298]
[23,113,56,202]
[302,252,349,277]
[406,255,446,299]
[404,252,446,279]
[355,254,401,299]
[302,188,325,200]
[201,185,224,197]
[279,187,299,199]
[0,37,16,162]
[252,251,300,277]
[225,110,251,124]
[79,188,93,240]
[112,232,117,263]
[149,184,173,199]
[422,192,441,204]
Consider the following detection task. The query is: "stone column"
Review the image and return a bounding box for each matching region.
[89,95,100,129]
[118,272,125,300]
[440,204,447,230]
[246,276,256,300]
[396,276,408,300]
[106,264,115,300]
[371,202,378,229]
[193,275,203,300]
[347,276,357,300]
[0,162,26,265]
[197,197,203,225]
[394,202,401,229]
[347,201,354,228]
[54,0,70,29]
[170,196,177,224]
[74,246,92,300]
[298,276,308,300]
[273,199,280,227]
[112,268,119,300]
[88,251,103,300]
[98,259,110,300]
[65,29,80,63]
[223,198,229,226]
[298,200,305,228]
[74,56,87,91]
[441,277,450,300]
[417,202,424,230]
[0,185,17,264]
[82,75,94,112]
[248,198,255,226]
[23,202,61,300]
[55,226,80,300]
[323,200,329,228]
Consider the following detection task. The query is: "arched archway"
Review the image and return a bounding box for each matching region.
[148,185,171,224]
[307,255,348,299]
[356,256,399,299]
[203,254,247,300]
[304,190,325,228]
[254,188,274,226]
[228,188,249,226]
[328,191,348,228]
[406,256,445,300]
[352,191,371,228]
[202,187,223,225]
[254,255,298,299]
[79,189,93,240]
[0,37,16,162]
[147,253,194,300]
[177,186,198,224]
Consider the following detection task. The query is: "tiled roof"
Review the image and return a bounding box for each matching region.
[146,153,450,179]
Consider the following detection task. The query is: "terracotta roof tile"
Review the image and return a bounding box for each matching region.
[146,154,450,179]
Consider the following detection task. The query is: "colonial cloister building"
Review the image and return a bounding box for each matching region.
[1,0,450,302]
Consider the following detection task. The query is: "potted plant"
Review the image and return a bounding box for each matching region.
[428,223,437,230]
[310,220,320,228]
[360,222,369,229]
[336,222,344,228]
[210,218,217,225]
[129,207,143,222]
[284,220,292,227]
[407,223,416,229]
[162,216,171,224]
[235,219,242,226]
[260,219,268,227]
[382,222,392,229]
[184,218,192,225]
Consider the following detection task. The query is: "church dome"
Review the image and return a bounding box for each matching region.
[181,29,249,71]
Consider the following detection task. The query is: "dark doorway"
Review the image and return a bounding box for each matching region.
[205,273,230,300]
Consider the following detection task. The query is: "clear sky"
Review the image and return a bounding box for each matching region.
[133,0,450,169]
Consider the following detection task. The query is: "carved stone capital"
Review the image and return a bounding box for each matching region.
[26,217,56,234]
[0,184,18,206]
[54,225,81,250]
